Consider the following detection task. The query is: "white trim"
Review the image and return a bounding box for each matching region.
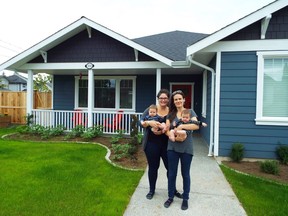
[18,61,169,71]
[187,0,287,56]
[156,69,161,104]
[200,39,288,53]
[214,52,221,157]
[261,15,272,39]
[87,69,94,127]
[255,51,288,126]
[26,70,34,115]
[51,74,54,109]
[202,70,207,118]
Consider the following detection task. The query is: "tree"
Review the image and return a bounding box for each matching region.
[0,78,6,89]
[34,73,52,92]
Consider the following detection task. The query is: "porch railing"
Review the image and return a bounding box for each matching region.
[31,109,144,135]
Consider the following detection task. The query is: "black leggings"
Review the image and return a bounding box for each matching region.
[144,140,168,193]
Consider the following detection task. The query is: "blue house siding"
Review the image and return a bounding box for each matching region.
[136,75,156,112]
[29,29,156,63]
[53,75,75,110]
[219,51,288,159]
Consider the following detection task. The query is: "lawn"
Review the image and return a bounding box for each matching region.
[221,165,288,216]
[0,127,144,216]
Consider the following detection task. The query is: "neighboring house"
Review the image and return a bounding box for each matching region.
[0,0,287,160]
[0,72,27,91]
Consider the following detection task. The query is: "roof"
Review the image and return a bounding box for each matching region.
[187,0,287,55]
[0,16,175,72]
[0,73,27,84]
[133,31,208,61]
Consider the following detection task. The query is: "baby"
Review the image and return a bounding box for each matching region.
[141,104,166,133]
[169,109,207,142]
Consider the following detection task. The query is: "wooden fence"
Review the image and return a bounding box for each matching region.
[0,91,52,124]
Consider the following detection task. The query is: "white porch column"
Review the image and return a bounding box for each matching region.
[87,68,94,127]
[156,68,161,103]
[26,70,33,115]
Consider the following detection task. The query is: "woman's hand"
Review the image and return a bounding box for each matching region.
[175,132,187,142]
[148,120,161,129]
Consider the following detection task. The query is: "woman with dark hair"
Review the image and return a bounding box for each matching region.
[140,89,182,200]
[164,90,200,210]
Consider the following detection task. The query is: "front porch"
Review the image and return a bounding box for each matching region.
[31,109,143,135]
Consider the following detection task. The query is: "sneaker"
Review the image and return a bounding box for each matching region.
[146,191,154,200]
[181,199,188,210]
[174,190,183,199]
[164,198,173,208]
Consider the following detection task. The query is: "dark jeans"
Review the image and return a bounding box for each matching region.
[144,140,168,193]
[167,150,193,200]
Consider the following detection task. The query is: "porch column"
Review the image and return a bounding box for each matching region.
[156,68,161,103]
[87,67,94,128]
[26,70,33,115]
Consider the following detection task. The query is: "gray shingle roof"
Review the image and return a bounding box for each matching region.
[133,31,208,61]
[1,74,26,84]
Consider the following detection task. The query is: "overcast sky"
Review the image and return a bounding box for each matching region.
[0,0,275,67]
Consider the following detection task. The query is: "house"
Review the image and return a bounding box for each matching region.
[0,72,27,91]
[0,0,287,160]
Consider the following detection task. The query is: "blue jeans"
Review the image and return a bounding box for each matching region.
[167,150,193,200]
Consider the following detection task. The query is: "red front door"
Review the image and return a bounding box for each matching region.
[171,84,193,109]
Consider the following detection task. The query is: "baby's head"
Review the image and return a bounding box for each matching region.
[148,104,158,117]
[181,109,191,123]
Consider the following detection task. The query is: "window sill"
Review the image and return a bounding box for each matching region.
[255,117,288,126]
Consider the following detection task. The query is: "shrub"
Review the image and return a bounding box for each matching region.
[110,130,124,144]
[276,145,288,165]
[230,142,244,162]
[260,160,280,175]
[111,143,131,160]
[65,125,85,139]
[81,126,103,140]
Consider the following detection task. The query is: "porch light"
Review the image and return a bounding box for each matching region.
[85,62,94,69]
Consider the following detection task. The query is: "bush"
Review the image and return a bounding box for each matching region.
[65,125,85,139]
[260,160,280,175]
[111,143,131,160]
[230,142,244,162]
[81,126,103,140]
[276,145,288,165]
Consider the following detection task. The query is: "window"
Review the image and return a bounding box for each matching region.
[75,76,135,110]
[256,51,288,126]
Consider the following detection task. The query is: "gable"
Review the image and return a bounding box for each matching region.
[223,6,288,41]
[29,29,156,63]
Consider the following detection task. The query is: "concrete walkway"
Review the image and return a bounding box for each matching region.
[124,135,247,216]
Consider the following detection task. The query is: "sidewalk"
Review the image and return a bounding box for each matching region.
[124,135,247,216]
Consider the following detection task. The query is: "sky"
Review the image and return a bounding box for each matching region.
[0,0,276,70]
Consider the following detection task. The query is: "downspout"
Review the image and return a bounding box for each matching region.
[188,55,215,156]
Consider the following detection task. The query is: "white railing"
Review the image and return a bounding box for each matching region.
[31,109,144,135]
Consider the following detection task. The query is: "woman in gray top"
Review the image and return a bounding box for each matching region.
[164,90,200,210]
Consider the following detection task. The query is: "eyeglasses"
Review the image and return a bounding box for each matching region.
[158,97,168,100]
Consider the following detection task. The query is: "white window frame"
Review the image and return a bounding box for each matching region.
[74,76,136,111]
[256,51,288,126]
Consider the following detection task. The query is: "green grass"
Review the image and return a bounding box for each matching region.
[0,128,143,216]
[220,165,288,216]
